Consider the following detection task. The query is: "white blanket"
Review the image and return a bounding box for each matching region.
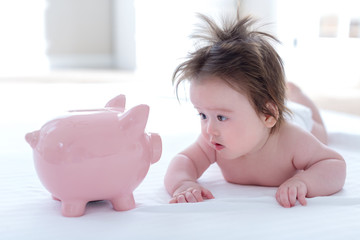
[1,82,359,239]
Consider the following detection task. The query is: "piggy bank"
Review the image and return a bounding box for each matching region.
[25,94,162,217]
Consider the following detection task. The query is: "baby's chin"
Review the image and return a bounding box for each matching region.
[216,148,246,160]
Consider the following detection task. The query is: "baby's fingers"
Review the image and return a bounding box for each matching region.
[297,187,307,206]
[191,189,203,202]
[169,194,186,203]
[291,182,307,206]
[169,189,199,203]
[276,181,308,208]
[288,186,298,207]
[201,188,215,200]
[276,187,291,208]
[169,187,214,204]
[185,191,197,203]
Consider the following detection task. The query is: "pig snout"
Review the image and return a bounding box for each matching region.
[25,130,40,149]
[149,133,162,164]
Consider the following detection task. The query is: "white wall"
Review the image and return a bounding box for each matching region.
[0,0,278,73]
[45,0,113,69]
[113,0,136,70]
[0,1,48,75]
[240,0,278,35]
[276,0,360,91]
[134,0,238,79]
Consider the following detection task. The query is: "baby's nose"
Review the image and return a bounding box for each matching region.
[206,121,219,136]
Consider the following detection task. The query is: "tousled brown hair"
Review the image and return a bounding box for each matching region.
[172,11,290,133]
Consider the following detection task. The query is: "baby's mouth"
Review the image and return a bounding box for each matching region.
[211,141,225,151]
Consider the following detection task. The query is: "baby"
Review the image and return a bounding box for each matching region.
[164,12,346,208]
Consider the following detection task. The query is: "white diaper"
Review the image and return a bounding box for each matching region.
[285,101,313,132]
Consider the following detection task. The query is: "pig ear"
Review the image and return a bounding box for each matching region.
[105,94,126,112]
[25,130,40,149]
[119,104,149,132]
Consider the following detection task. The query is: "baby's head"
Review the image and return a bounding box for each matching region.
[173,13,289,133]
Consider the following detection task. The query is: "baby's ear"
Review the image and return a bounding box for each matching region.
[263,102,279,128]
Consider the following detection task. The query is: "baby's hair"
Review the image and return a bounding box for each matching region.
[173,10,290,133]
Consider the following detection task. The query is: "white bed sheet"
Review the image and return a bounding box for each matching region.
[0,82,359,239]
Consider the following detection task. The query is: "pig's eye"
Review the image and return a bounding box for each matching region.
[199,113,207,120]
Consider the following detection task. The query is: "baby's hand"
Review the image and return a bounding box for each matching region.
[276,178,308,208]
[170,182,214,203]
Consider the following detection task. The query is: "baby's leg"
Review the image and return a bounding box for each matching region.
[286,82,328,144]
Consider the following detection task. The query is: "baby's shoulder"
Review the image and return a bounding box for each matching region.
[277,121,317,147]
[277,121,334,162]
[279,120,311,138]
[280,123,344,171]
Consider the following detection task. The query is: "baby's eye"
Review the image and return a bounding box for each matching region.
[217,115,228,121]
[199,113,207,120]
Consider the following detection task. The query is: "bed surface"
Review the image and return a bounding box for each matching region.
[1,81,359,239]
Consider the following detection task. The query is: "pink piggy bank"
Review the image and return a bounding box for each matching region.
[25,94,162,217]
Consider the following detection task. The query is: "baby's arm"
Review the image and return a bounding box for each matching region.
[164,136,215,203]
[276,127,346,208]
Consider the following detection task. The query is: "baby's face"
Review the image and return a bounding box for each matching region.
[190,75,271,159]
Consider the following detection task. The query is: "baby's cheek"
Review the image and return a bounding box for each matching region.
[200,127,209,138]
[225,130,240,143]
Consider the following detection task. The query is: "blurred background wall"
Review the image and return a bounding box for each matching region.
[0,0,359,92]
[0,0,285,74]
[45,0,114,69]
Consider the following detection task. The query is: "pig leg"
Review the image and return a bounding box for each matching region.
[61,200,87,217]
[110,194,136,211]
